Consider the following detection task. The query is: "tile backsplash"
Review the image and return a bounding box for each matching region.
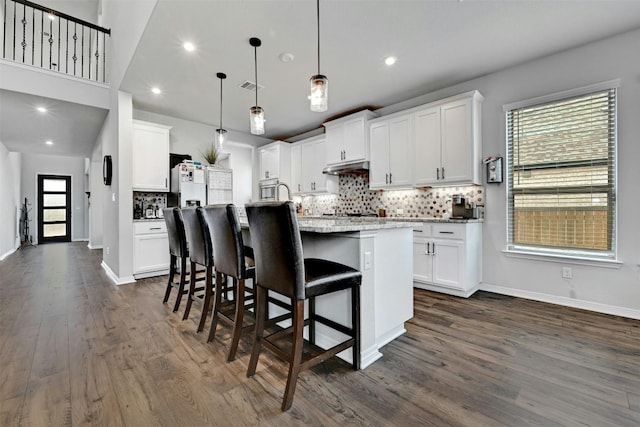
[133,192,167,219]
[295,173,484,219]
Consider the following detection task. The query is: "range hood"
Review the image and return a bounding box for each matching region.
[322,160,369,175]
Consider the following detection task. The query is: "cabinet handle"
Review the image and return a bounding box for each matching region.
[425,243,430,255]
[165,178,167,188]
[385,173,389,184]
[432,242,436,255]
[150,227,161,230]
[413,229,423,233]
[298,184,301,192]
[442,167,445,180]
[436,168,440,180]
[439,231,454,234]
[389,173,392,184]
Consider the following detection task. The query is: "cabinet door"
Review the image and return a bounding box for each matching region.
[413,239,433,283]
[369,122,389,189]
[388,115,413,187]
[259,146,279,180]
[343,117,367,162]
[132,123,170,191]
[301,142,316,193]
[324,124,344,165]
[432,238,464,290]
[413,106,441,185]
[291,145,303,194]
[440,98,472,183]
[134,233,169,274]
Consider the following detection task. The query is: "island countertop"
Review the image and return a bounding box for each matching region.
[239,216,421,233]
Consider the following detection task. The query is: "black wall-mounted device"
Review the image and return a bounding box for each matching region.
[103,155,113,185]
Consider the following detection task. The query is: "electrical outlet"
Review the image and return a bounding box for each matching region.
[562,267,573,279]
[364,251,372,270]
[106,247,110,255]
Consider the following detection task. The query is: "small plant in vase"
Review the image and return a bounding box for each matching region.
[201,144,220,166]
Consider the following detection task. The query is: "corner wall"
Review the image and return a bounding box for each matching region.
[0,142,21,260]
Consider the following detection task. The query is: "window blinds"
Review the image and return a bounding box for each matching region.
[506,88,616,256]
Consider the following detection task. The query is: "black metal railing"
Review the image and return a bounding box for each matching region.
[2,0,111,83]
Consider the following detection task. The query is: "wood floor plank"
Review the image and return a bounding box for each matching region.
[1,242,639,426]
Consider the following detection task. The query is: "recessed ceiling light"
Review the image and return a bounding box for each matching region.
[279,52,294,63]
[183,42,195,52]
[151,87,162,95]
[385,56,397,66]
[37,106,47,113]
[45,140,53,145]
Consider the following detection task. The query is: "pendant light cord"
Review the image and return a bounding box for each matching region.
[254,45,258,106]
[219,76,223,129]
[316,0,320,75]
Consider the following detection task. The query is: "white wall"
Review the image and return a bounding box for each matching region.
[0,142,22,260]
[19,152,87,243]
[133,109,262,205]
[378,28,640,317]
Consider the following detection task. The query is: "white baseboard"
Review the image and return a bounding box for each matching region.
[87,243,103,250]
[101,261,136,286]
[0,247,17,261]
[480,282,640,320]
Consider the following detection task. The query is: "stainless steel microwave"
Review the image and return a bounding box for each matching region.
[259,178,279,201]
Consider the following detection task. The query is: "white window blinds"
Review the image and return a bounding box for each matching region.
[506,87,616,257]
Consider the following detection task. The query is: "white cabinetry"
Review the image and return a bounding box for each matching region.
[291,136,338,195]
[323,110,377,165]
[133,221,169,278]
[369,114,414,189]
[258,140,291,182]
[412,221,482,298]
[413,91,483,186]
[132,120,171,191]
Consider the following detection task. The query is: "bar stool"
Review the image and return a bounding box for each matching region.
[245,201,361,411]
[181,207,215,332]
[200,204,256,361]
[162,207,190,312]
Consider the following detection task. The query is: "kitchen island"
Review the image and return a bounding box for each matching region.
[242,216,419,369]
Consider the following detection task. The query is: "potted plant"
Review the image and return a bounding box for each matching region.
[201,143,219,166]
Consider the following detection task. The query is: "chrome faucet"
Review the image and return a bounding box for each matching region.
[277,182,292,201]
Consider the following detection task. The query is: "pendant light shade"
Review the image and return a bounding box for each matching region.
[249,37,265,135]
[216,72,227,148]
[310,0,328,112]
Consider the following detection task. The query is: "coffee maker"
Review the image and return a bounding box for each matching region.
[452,194,478,219]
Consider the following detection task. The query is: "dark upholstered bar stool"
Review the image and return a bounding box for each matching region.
[245,201,361,411]
[181,207,215,332]
[200,204,256,361]
[162,207,191,312]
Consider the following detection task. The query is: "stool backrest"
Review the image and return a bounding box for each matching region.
[182,207,213,267]
[245,201,304,300]
[201,204,249,279]
[163,207,188,258]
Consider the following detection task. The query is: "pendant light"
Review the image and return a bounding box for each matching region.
[215,72,228,148]
[249,37,265,135]
[310,0,328,112]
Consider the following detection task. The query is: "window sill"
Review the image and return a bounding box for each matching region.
[502,248,623,269]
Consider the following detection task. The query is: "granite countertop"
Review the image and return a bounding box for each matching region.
[302,215,483,224]
[239,216,421,233]
[133,217,165,222]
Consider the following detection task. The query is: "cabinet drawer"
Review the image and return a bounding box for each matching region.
[134,221,167,234]
[412,223,432,237]
[432,223,464,239]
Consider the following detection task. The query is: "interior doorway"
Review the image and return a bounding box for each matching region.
[37,175,72,243]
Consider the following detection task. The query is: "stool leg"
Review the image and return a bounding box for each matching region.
[173,257,187,312]
[163,254,177,304]
[207,271,224,343]
[227,278,246,361]
[183,261,197,320]
[197,266,214,332]
[282,299,305,411]
[247,286,267,377]
[352,285,361,370]
[309,297,316,344]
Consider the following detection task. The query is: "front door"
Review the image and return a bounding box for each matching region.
[37,175,71,243]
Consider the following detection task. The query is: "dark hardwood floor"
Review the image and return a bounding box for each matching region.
[1,242,638,426]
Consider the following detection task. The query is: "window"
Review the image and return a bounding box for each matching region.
[505,83,617,259]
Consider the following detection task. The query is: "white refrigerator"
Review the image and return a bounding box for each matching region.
[170,163,207,207]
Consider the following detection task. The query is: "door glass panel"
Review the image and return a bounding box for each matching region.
[43,179,66,192]
[43,194,66,207]
[43,209,66,222]
[43,224,66,237]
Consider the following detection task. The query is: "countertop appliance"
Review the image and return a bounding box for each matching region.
[259,178,279,201]
[452,194,478,219]
[170,163,207,207]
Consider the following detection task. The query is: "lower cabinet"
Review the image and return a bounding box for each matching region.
[412,221,482,298]
[133,221,169,278]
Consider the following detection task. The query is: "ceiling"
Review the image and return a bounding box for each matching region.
[3,1,640,156]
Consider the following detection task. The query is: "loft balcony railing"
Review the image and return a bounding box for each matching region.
[2,0,111,83]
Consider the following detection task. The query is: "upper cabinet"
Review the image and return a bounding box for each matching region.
[414,91,484,186]
[258,140,291,182]
[132,120,172,191]
[323,110,377,165]
[369,114,414,190]
[291,135,338,195]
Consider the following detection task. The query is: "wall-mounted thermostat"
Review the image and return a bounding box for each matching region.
[484,156,503,184]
